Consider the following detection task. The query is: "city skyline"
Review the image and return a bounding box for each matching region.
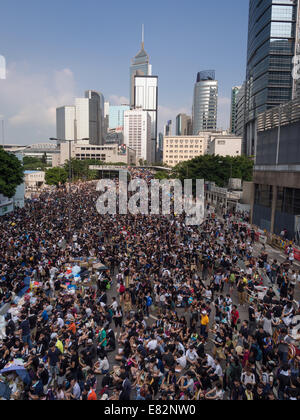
[0,0,249,145]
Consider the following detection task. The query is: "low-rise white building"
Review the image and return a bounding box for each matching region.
[24,171,45,191]
[208,134,242,157]
[54,141,136,166]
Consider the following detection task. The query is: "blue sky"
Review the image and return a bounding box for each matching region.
[0,0,249,145]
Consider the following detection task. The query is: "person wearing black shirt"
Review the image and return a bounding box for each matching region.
[162,346,175,369]
[253,384,267,400]
[230,380,246,400]
[255,327,267,349]
[277,365,292,400]
[37,364,49,387]
[5,314,15,337]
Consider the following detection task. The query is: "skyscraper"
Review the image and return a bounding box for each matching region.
[230,86,241,134]
[56,106,76,143]
[192,70,218,134]
[124,109,151,163]
[176,114,192,136]
[109,105,130,130]
[164,120,172,137]
[235,82,246,142]
[85,90,105,145]
[134,75,158,163]
[130,26,152,107]
[244,0,299,156]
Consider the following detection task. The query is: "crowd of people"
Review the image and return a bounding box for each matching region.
[0,169,299,401]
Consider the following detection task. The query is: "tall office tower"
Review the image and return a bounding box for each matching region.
[85,90,105,145]
[134,75,158,163]
[130,26,152,107]
[245,0,299,156]
[74,98,89,142]
[124,109,151,163]
[56,106,76,143]
[157,132,164,162]
[230,86,241,134]
[109,105,130,129]
[158,132,164,151]
[164,120,172,137]
[176,113,192,136]
[235,82,247,147]
[192,70,218,134]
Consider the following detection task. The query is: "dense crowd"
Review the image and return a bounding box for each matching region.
[0,169,299,401]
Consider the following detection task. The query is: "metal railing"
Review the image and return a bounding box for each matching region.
[257,97,300,132]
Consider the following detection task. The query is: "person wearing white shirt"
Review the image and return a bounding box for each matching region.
[147,335,158,351]
[57,317,64,329]
[175,351,187,372]
[186,347,198,365]
[206,354,216,370]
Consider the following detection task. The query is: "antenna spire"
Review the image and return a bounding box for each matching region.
[142,24,144,49]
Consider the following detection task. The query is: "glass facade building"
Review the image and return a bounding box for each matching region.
[176,113,192,136]
[109,105,130,130]
[245,0,299,155]
[192,71,218,134]
[130,43,152,107]
[230,86,241,133]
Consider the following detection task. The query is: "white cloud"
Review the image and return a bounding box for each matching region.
[108,95,130,106]
[0,63,76,144]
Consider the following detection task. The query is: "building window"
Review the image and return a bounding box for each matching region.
[254,184,273,208]
[276,187,300,215]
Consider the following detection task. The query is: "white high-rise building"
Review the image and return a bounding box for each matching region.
[56,106,76,142]
[75,98,89,142]
[192,70,218,134]
[124,109,151,163]
[134,75,158,163]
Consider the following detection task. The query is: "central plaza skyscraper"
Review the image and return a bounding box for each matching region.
[130,27,158,162]
[130,26,152,107]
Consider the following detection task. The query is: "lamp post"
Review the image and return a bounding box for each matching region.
[49,137,89,235]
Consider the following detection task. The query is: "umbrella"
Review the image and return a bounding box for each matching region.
[0,365,31,385]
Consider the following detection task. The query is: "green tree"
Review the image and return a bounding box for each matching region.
[173,155,253,187]
[45,167,68,187]
[155,171,170,180]
[23,156,46,171]
[0,148,24,198]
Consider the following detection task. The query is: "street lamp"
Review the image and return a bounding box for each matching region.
[49,137,89,235]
